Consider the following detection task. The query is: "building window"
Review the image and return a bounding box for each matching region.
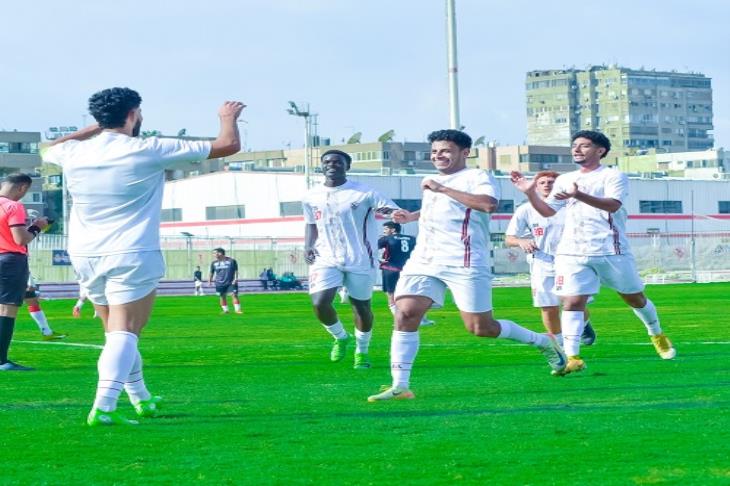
[496,200,514,214]
[280,201,303,217]
[161,208,183,222]
[393,199,422,212]
[639,201,682,214]
[206,205,245,220]
[719,202,730,214]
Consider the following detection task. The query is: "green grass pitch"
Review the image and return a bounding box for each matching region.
[1,283,729,485]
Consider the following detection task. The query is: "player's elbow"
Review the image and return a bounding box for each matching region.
[208,139,241,159]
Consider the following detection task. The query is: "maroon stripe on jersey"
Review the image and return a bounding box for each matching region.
[608,213,621,255]
[363,208,374,267]
[461,208,472,268]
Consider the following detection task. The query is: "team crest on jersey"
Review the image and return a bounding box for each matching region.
[350,202,359,209]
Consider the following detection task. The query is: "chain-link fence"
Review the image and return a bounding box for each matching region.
[28,232,730,284]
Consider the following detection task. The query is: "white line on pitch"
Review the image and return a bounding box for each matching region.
[14,340,103,350]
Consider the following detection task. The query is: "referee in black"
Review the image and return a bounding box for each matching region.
[0,174,49,371]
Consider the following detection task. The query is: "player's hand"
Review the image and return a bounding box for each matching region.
[421,179,445,193]
[518,239,539,253]
[32,217,50,230]
[219,101,246,120]
[510,171,535,193]
[304,248,316,265]
[392,209,414,223]
[554,182,579,200]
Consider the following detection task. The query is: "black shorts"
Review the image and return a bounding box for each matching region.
[0,253,29,306]
[216,282,239,296]
[381,269,401,294]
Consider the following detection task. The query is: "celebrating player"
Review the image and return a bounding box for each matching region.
[505,171,595,345]
[41,87,245,425]
[209,248,242,314]
[368,129,566,402]
[378,222,433,326]
[511,130,676,375]
[303,149,399,370]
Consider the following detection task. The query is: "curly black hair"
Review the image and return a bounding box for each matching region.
[571,130,611,158]
[88,87,142,129]
[427,129,472,149]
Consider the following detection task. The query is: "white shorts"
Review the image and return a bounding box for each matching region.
[71,251,165,306]
[531,273,560,307]
[395,263,493,313]
[308,264,375,301]
[554,254,644,296]
[194,281,202,288]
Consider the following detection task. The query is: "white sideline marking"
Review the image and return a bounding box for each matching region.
[14,340,103,350]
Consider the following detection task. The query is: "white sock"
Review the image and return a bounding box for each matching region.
[234,303,241,312]
[124,349,151,405]
[390,330,419,389]
[75,299,85,308]
[632,299,662,336]
[354,329,372,354]
[561,310,585,357]
[323,321,348,340]
[221,305,229,312]
[93,331,138,412]
[497,320,549,348]
[388,304,397,315]
[30,311,52,335]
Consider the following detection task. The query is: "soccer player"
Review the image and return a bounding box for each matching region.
[41,87,244,425]
[378,222,433,326]
[511,130,676,375]
[505,171,595,345]
[209,248,242,314]
[367,130,566,401]
[25,274,66,341]
[303,149,399,370]
[0,174,50,371]
[194,266,204,296]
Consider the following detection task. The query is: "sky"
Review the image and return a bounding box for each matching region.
[2,0,728,151]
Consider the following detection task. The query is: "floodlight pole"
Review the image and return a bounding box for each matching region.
[446,0,461,129]
[287,102,315,189]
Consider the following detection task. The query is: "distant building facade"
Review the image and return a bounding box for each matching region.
[0,130,44,214]
[526,66,714,152]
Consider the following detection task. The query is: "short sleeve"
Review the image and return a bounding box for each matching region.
[545,175,569,212]
[472,170,500,200]
[605,170,628,204]
[378,236,388,249]
[302,200,316,224]
[232,259,239,272]
[505,206,529,237]
[7,201,27,227]
[40,141,79,166]
[147,138,212,167]
[370,190,398,213]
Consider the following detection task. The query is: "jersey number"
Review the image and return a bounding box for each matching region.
[400,240,410,252]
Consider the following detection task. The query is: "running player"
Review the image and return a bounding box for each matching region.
[303,149,399,370]
[25,274,66,341]
[505,171,595,345]
[41,87,244,425]
[511,130,675,375]
[209,248,241,314]
[378,222,433,326]
[368,129,566,401]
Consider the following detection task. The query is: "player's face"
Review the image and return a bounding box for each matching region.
[383,226,394,236]
[214,251,224,260]
[535,176,556,197]
[321,154,348,181]
[571,137,605,166]
[431,141,469,174]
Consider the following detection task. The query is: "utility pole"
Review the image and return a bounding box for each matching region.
[287,102,316,188]
[446,0,461,129]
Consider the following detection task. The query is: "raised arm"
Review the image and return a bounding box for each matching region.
[208,101,246,159]
[421,179,497,213]
[47,124,103,147]
[510,171,556,217]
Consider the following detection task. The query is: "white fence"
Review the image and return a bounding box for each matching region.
[28,232,730,284]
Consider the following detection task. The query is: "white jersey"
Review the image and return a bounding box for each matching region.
[409,168,499,268]
[546,165,631,257]
[302,180,397,271]
[41,132,211,257]
[505,202,565,275]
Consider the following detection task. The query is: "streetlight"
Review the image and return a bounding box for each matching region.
[287,101,315,188]
[181,232,194,275]
[445,0,461,129]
